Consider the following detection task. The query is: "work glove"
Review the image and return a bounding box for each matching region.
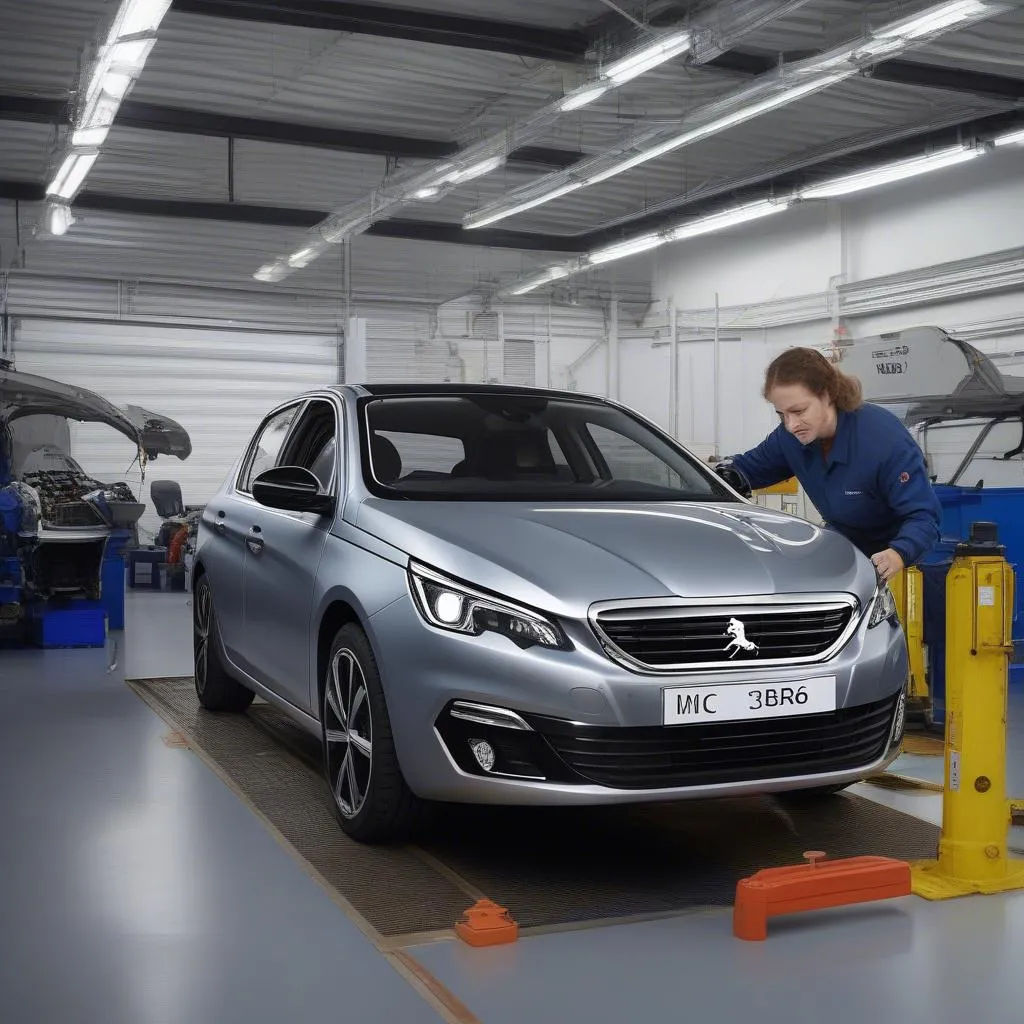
[713,460,752,498]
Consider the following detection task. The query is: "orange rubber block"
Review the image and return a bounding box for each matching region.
[733,852,911,941]
[454,899,519,947]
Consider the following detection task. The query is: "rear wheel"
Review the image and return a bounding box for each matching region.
[321,623,423,843]
[193,574,254,713]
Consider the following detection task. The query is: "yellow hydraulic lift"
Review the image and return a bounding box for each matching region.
[890,566,934,729]
[911,521,1024,899]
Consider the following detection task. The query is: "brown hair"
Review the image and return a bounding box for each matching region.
[762,346,863,412]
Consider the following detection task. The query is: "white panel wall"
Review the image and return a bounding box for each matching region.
[646,145,1024,471]
[11,318,338,541]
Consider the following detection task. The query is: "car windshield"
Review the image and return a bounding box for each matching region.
[360,393,737,503]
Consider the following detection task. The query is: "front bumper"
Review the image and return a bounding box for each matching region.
[368,593,908,806]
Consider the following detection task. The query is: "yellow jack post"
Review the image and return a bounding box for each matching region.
[891,566,932,727]
[911,520,1024,900]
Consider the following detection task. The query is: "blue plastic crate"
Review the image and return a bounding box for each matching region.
[932,486,1024,633]
[29,601,106,649]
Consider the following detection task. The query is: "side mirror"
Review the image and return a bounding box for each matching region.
[714,462,752,499]
[252,466,334,515]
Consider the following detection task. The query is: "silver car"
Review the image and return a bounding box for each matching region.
[192,384,907,842]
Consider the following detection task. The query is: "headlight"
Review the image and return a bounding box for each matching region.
[408,561,570,650]
[868,582,898,628]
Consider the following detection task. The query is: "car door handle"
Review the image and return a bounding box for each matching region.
[214,511,226,535]
[246,525,264,555]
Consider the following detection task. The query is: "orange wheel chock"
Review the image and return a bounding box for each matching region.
[454,899,519,947]
[733,850,911,941]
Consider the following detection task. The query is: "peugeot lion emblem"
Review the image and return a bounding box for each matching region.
[724,617,759,658]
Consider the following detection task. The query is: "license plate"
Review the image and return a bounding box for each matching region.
[662,676,836,726]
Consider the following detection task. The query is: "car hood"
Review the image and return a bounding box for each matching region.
[0,369,190,460]
[120,404,192,460]
[353,500,872,617]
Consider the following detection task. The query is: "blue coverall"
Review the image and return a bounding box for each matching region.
[729,402,942,567]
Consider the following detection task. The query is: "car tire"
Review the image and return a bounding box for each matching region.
[321,623,424,844]
[193,574,254,713]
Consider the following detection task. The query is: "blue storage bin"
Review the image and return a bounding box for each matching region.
[29,601,106,648]
[931,486,1024,660]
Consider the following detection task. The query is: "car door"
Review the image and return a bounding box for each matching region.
[238,397,339,714]
[204,401,302,662]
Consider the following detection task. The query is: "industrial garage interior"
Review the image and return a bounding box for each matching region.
[2,0,1024,1021]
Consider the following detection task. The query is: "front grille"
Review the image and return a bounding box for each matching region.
[593,602,856,670]
[528,695,898,790]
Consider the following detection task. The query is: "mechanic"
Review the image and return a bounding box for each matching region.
[716,346,942,582]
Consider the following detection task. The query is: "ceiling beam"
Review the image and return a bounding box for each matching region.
[0,180,589,252]
[0,94,583,169]
[170,0,590,62]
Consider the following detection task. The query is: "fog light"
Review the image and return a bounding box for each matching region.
[469,739,496,772]
[892,690,907,743]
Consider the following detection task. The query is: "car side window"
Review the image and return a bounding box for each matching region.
[239,404,300,493]
[278,399,340,493]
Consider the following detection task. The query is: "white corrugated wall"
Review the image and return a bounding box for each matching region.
[6,272,342,541]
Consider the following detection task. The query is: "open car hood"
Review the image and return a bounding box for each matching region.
[120,404,192,460]
[0,368,190,461]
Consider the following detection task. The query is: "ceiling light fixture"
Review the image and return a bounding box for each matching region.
[43,0,170,221]
[604,30,692,85]
[559,85,610,113]
[993,126,1024,147]
[798,145,981,199]
[464,0,1011,232]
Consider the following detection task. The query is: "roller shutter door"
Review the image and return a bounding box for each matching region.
[11,318,339,542]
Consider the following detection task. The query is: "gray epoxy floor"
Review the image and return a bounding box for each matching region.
[0,632,442,1024]
[5,588,1024,1024]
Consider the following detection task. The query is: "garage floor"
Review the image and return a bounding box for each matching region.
[2,589,1023,1024]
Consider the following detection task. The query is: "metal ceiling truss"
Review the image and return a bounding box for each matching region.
[0,95,582,169]
[2,109,1020,252]
[169,0,591,62]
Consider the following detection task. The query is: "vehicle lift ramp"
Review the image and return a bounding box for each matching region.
[835,326,1024,728]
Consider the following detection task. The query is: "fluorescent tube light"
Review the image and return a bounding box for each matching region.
[46,203,74,236]
[46,152,99,199]
[467,182,583,229]
[254,263,289,283]
[287,246,321,268]
[666,199,790,241]
[559,84,609,112]
[115,0,173,38]
[588,233,665,266]
[444,156,505,185]
[993,126,1024,147]
[413,186,440,200]
[604,31,692,85]
[509,266,571,296]
[874,0,989,41]
[799,146,981,199]
[585,75,841,188]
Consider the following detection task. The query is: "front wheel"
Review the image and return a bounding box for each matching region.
[321,623,423,843]
[193,574,254,713]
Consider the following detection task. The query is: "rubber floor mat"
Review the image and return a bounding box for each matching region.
[130,676,941,938]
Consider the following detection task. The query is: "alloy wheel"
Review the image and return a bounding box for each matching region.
[324,648,373,819]
[194,580,211,696]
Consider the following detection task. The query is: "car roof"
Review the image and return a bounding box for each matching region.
[333,383,606,403]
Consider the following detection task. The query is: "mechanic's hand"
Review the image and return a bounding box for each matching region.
[871,548,905,583]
